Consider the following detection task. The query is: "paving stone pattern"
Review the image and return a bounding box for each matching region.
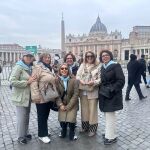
[0,74,150,150]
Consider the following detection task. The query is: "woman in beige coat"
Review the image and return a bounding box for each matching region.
[30,53,57,143]
[76,51,101,137]
[56,63,79,140]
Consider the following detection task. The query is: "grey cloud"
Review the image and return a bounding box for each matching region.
[0,0,150,48]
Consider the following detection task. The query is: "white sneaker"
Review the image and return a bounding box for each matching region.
[39,136,51,143]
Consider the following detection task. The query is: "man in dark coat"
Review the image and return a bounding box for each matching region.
[0,65,2,73]
[138,54,149,88]
[125,54,147,101]
[148,60,150,75]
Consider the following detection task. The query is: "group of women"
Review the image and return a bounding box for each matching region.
[10,50,125,146]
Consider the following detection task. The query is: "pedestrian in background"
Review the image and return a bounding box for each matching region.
[76,51,100,137]
[56,63,79,140]
[99,50,125,145]
[125,54,147,100]
[64,52,79,78]
[10,51,36,144]
[0,65,2,73]
[147,60,150,75]
[138,54,149,88]
[30,53,58,143]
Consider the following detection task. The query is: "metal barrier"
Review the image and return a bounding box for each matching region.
[0,65,13,86]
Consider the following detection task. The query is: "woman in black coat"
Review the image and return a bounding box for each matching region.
[99,50,125,145]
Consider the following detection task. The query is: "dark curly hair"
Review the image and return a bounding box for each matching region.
[64,52,76,62]
[99,50,113,63]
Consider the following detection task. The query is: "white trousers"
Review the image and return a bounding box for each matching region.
[105,112,116,139]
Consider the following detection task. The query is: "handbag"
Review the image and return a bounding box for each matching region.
[99,85,112,98]
[40,83,59,102]
[50,101,58,112]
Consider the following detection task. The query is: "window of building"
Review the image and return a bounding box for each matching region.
[141,49,144,54]
[137,49,140,55]
[133,49,135,54]
[69,39,71,42]
[145,49,148,53]
[115,35,117,39]
[125,50,129,60]
[113,50,118,60]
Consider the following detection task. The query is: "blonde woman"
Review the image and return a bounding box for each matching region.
[30,53,57,143]
[76,51,101,137]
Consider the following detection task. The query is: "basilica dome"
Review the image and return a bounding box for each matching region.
[89,16,107,35]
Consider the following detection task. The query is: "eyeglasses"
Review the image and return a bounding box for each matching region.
[102,54,110,57]
[60,67,68,70]
[66,57,73,60]
[86,55,94,58]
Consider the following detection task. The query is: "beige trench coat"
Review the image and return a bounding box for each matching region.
[30,62,56,103]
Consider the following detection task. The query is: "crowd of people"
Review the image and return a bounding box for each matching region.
[9,50,149,146]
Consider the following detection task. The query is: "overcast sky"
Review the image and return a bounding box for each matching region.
[0,0,150,49]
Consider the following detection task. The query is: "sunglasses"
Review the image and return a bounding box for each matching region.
[86,55,94,58]
[60,67,68,70]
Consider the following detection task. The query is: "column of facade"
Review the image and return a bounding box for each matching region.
[9,52,12,62]
[17,53,20,60]
[1,52,4,62]
[14,52,16,63]
[5,52,8,62]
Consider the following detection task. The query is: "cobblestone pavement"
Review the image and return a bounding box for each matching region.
[0,74,150,150]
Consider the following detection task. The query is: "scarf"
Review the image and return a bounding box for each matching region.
[60,76,70,91]
[103,60,116,69]
[16,60,32,75]
[40,61,52,71]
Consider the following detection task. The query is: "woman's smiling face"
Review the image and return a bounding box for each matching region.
[60,64,69,77]
[101,52,111,64]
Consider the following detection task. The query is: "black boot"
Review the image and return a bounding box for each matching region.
[125,96,131,101]
[69,123,77,141]
[60,122,67,138]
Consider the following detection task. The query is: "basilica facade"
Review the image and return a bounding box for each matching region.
[64,16,150,62]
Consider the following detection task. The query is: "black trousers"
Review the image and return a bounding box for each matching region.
[141,73,147,85]
[125,83,144,99]
[148,66,150,75]
[36,102,53,137]
[60,122,75,140]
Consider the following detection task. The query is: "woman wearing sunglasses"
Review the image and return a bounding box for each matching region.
[76,51,101,137]
[56,63,79,140]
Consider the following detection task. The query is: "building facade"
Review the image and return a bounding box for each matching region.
[0,44,24,65]
[65,16,150,62]
[0,44,61,65]
[122,26,150,61]
[65,16,122,61]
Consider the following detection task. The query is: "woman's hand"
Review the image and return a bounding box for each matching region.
[87,81,94,86]
[80,80,85,85]
[60,105,66,111]
[27,75,37,85]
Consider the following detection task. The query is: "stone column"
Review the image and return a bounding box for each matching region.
[14,52,16,63]
[1,52,4,62]
[6,52,8,62]
[9,52,12,62]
